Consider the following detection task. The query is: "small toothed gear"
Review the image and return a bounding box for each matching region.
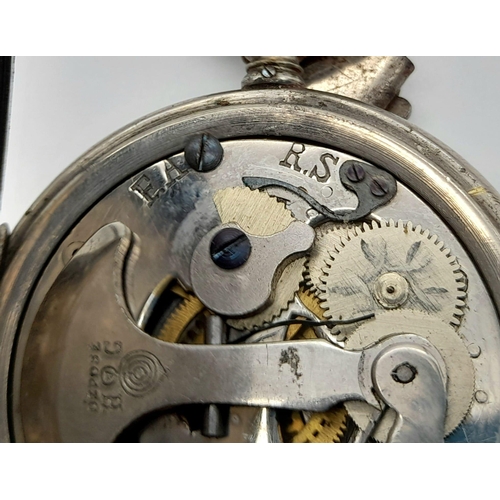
[157,290,206,344]
[228,257,306,331]
[343,310,475,441]
[318,220,468,337]
[305,223,355,292]
[285,287,325,340]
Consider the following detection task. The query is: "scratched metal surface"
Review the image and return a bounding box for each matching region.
[9,139,500,442]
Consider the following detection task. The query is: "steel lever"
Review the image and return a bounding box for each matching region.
[22,224,447,442]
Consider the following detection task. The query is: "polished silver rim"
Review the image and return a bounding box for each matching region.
[1,88,499,441]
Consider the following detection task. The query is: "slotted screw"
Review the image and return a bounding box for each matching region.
[185,133,224,172]
[370,177,390,197]
[345,162,366,183]
[210,228,252,270]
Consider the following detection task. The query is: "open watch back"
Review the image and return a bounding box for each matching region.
[1,57,499,443]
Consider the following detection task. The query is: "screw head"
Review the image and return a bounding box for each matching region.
[210,228,252,270]
[370,177,390,197]
[261,66,277,78]
[391,362,417,384]
[185,133,224,172]
[345,162,366,183]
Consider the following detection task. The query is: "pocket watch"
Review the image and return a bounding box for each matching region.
[1,56,499,443]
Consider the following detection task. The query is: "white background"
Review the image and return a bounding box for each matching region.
[2,56,500,228]
[0,0,498,491]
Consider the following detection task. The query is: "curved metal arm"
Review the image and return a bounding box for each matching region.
[20,223,448,442]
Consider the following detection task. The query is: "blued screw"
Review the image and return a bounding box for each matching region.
[185,133,224,172]
[345,162,366,183]
[261,66,277,78]
[370,177,390,197]
[210,228,252,270]
[391,362,417,384]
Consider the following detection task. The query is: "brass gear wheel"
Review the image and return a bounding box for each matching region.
[147,280,207,344]
[318,220,468,338]
[286,287,324,340]
[282,407,349,443]
[157,285,206,344]
[344,310,475,441]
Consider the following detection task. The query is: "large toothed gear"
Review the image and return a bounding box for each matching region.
[344,310,475,441]
[304,223,354,292]
[318,220,468,338]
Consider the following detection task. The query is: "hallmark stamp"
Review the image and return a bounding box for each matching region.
[84,340,126,413]
[84,344,165,412]
[119,350,164,397]
[129,174,166,206]
[129,160,188,206]
[279,143,338,184]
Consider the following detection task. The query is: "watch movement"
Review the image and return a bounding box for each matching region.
[0,56,499,443]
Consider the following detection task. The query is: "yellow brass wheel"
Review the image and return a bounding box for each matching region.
[282,407,348,443]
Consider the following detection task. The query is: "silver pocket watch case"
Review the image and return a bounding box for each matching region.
[0,56,499,443]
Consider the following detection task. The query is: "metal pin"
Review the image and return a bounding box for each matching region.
[391,362,417,384]
[202,315,229,438]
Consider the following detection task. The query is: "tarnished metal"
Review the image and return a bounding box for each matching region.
[242,56,413,118]
[242,57,304,89]
[184,132,224,173]
[191,221,314,316]
[1,62,500,444]
[17,222,450,442]
[301,56,414,118]
[243,157,397,224]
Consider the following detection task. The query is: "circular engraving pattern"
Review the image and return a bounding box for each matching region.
[119,350,164,397]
